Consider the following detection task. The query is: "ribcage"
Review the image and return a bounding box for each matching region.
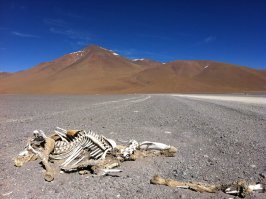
[49,128,114,168]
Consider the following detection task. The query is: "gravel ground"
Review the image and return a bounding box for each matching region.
[0,94,265,199]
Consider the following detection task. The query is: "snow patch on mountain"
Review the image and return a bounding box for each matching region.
[99,47,108,51]
[132,58,145,61]
[70,50,84,54]
[99,46,119,56]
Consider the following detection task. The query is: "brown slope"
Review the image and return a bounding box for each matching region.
[0,45,144,94]
[193,61,266,91]
[0,45,265,94]
[131,61,217,93]
[166,60,206,78]
[131,59,163,69]
[132,60,266,93]
[0,72,13,80]
[238,66,266,81]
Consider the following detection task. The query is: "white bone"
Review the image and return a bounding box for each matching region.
[139,141,170,150]
[28,144,41,156]
[54,130,67,137]
[248,184,264,191]
[98,168,122,175]
[71,156,86,167]
[85,142,93,148]
[56,127,67,133]
[106,138,117,149]
[52,136,88,160]
[61,146,82,166]
[225,190,239,194]
[19,149,29,156]
[102,169,122,173]
[91,148,102,156]
[93,152,103,159]
[39,130,47,138]
[90,145,98,151]
[54,130,68,141]
[62,150,82,167]
[98,149,110,160]
[85,132,106,150]
[121,140,139,159]
[33,130,40,136]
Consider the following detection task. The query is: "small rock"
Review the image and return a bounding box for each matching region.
[260,172,266,178]
[179,194,186,199]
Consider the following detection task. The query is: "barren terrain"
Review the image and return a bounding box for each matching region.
[1,94,266,198]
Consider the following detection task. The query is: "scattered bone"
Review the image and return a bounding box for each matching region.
[139,141,171,150]
[151,175,265,198]
[27,137,55,181]
[14,153,37,167]
[151,175,218,193]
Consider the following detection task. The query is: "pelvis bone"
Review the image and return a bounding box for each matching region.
[14,127,177,181]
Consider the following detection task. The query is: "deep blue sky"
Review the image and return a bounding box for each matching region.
[0,0,266,72]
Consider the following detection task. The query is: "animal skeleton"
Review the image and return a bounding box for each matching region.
[15,127,177,181]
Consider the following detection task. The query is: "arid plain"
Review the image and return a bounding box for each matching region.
[1,94,265,198]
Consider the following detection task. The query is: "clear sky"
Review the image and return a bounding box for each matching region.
[0,0,266,72]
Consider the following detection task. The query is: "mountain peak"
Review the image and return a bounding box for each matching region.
[81,44,119,56]
[83,44,102,51]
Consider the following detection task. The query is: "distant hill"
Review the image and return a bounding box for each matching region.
[0,72,12,80]
[0,45,265,94]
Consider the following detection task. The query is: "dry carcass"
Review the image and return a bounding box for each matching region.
[14,127,177,181]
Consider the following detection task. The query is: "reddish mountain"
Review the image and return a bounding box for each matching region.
[0,45,265,94]
[135,60,266,93]
[0,72,12,80]
[131,58,162,69]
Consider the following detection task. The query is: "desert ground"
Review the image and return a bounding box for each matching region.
[1,94,265,199]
